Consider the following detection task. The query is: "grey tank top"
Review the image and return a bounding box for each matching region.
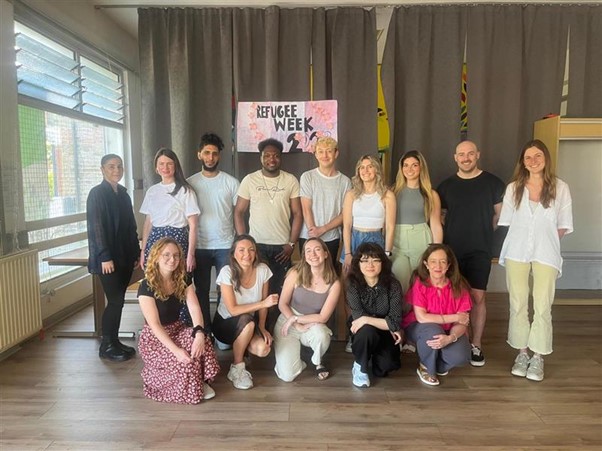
[291,285,331,314]
[396,187,426,224]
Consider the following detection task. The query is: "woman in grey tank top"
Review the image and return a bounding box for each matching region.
[391,150,443,292]
[273,238,341,382]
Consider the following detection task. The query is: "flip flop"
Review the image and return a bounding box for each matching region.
[316,364,330,381]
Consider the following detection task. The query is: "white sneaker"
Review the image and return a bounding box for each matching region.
[526,355,544,382]
[511,352,530,377]
[227,363,254,390]
[202,383,216,400]
[352,361,370,388]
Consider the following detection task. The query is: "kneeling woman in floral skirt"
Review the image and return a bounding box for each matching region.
[138,237,219,404]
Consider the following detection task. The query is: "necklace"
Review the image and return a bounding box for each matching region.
[261,173,281,204]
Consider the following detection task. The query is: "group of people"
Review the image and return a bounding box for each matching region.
[86,133,572,404]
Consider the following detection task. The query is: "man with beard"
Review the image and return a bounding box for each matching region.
[188,133,240,345]
[234,138,303,331]
[437,140,505,367]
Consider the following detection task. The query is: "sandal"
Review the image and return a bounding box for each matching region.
[316,364,330,381]
[417,363,439,386]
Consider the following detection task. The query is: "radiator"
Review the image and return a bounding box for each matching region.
[0,249,42,352]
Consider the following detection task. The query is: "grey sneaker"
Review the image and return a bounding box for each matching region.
[526,355,544,382]
[345,336,353,353]
[511,352,530,377]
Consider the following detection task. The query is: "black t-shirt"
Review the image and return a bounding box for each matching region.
[137,277,191,325]
[437,171,505,258]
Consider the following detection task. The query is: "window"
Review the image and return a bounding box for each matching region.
[15,22,126,281]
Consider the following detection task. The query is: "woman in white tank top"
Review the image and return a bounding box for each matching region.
[341,155,396,272]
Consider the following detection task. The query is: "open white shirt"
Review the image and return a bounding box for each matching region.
[498,179,573,276]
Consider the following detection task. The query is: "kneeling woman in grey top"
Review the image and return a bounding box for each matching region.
[274,238,341,382]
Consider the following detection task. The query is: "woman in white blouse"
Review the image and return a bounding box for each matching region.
[140,148,199,273]
[498,139,573,382]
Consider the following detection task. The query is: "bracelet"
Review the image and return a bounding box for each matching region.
[191,325,206,338]
[451,333,458,343]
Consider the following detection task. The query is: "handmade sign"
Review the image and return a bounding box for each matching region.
[236,100,337,153]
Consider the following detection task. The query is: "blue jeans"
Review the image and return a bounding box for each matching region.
[192,248,229,334]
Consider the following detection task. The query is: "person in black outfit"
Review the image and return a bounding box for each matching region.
[87,154,140,361]
[347,243,403,388]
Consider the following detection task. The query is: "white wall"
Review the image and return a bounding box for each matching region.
[0,0,142,321]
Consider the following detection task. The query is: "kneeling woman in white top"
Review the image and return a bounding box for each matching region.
[213,234,279,390]
[274,238,341,382]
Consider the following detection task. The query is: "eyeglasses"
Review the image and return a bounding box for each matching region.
[359,257,382,264]
[161,253,181,261]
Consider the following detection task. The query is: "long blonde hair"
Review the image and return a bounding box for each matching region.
[351,154,387,199]
[393,150,436,220]
[144,237,188,302]
[511,139,556,209]
[294,238,337,288]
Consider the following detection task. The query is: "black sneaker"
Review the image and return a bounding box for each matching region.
[470,344,485,367]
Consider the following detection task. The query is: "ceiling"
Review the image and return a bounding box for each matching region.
[91,0,588,40]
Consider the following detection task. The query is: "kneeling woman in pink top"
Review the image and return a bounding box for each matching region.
[402,244,471,386]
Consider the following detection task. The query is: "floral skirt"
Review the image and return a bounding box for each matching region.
[139,321,219,404]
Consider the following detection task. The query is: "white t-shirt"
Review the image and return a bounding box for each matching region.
[237,170,300,245]
[498,179,573,276]
[299,168,351,241]
[187,171,240,249]
[215,263,273,319]
[140,182,200,227]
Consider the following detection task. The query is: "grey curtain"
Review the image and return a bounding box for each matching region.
[466,5,568,183]
[312,7,378,178]
[567,5,602,117]
[381,6,466,186]
[138,8,233,187]
[232,7,314,180]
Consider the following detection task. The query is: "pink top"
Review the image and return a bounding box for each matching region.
[401,278,472,331]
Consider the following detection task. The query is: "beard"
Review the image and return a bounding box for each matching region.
[202,161,219,172]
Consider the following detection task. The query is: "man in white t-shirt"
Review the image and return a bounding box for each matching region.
[234,138,303,330]
[187,133,240,337]
[300,137,351,266]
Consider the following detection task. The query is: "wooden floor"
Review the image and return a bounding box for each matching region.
[1,294,601,450]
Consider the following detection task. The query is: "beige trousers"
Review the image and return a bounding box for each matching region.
[505,259,558,355]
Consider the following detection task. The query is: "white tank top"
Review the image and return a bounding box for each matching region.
[352,192,385,229]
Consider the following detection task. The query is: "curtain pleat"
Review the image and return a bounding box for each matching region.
[312,7,378,179]
[139,8,233,187]
[232,7,314,180]
[567,5,602,117]
[466,5,568,183]
[381,6,466,186]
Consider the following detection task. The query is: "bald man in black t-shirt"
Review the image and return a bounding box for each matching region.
[437,141,505,367]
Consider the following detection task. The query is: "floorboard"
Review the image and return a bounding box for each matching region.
[1,294,601,450]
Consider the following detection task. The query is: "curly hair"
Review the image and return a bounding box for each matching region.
[410,243,470,298]
[351,154,388,199]
[144,237,188,302]
[198,132,224,151]
[293,238,338,288]
[347,242,396,291]
[510,139,556,209]
[393,150,436,221]
[229,234,261,293]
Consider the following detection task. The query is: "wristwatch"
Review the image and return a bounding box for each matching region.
[384,251,392,257]
[288,242,295,248]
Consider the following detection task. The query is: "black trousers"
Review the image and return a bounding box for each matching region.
[257,243,291,333]
[352,324,401,377]
[98,265,134,341]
